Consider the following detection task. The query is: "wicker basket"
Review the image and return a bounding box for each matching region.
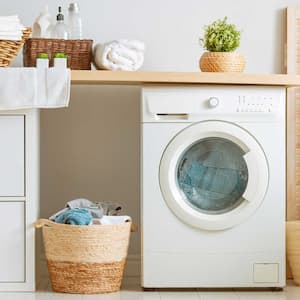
[0,28,32,67]
[199,51,246,72]
[287,221,300,285]
[23,38,93,70]
[35,219,132,294]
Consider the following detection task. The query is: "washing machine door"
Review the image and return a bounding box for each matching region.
[159,120,269,231]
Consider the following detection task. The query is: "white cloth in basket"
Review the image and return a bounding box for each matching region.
[95,215,131,225]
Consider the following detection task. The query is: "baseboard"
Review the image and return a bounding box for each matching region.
[38,253,141,280]
[124,254,141,278]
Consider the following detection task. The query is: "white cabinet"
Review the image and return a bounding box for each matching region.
[0,116,24,196]
[0,110,39,292]
[0,202,25,282]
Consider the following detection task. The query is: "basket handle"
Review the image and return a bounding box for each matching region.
[131,223,138,232]
[35,218,138,231]
[35,219,55,228]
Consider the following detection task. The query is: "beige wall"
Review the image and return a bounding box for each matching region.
[40,85,141,254]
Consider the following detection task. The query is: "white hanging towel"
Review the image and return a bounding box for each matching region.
[0,67,70,109]
[94,39,145,71]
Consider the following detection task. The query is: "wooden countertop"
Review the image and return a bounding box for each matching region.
[71,70,300,86]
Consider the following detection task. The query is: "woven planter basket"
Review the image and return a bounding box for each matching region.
[287,221,300,285]
[0,28,31,67]
[35,219,132,294]
[199,51,246,72]
[23,38,93,70]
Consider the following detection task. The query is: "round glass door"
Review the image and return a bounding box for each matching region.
[177,137,248,215]
[159,121,269,231]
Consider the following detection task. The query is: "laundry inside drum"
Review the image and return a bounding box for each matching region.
[176,137,248,215]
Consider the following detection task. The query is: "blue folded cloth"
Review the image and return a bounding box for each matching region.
[49,198,122,222]
[55,208,92,225]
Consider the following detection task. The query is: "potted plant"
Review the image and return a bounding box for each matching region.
[199,17,245,72]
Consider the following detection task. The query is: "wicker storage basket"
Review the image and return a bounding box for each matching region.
[0,28,31,67]
[287,221,300,285]
[23,38,93,70]
[35,219,132,294]
[199,51,246,72]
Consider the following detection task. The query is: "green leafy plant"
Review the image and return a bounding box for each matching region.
[200,17,241,52]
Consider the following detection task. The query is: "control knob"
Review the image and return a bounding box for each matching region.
[208,97,219,108]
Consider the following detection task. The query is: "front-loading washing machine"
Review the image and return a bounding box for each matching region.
[141,85,286,288]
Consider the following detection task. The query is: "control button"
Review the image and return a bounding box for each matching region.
[208,97,219,108]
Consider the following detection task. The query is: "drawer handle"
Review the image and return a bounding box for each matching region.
[156,113,188,120]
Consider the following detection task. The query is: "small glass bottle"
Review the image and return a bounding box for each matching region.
[68,3,82,39]
[52,6,68,39]
[32,5,53,38]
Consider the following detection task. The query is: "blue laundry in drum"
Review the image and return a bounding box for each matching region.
[55,208,92,225]
[177,138,248,214]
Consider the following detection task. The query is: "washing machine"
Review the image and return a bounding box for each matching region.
[141,85,286,288]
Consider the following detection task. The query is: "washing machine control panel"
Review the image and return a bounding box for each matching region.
[237,95,275,113]
[141,86,285,123]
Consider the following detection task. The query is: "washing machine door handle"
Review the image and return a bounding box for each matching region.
[242,151,260,203]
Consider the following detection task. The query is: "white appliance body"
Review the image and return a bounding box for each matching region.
[141,85,286,288]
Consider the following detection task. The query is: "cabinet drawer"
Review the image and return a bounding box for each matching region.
[0,116,24,196]
[0,202,25,282]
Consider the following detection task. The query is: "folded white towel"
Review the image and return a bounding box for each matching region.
[0,15,21,21]
[0,67,70,109]
[0,31,23,35]
[93,215,132,225]
[0,16,23,26]
[0,15,25,40]
[0,34,23,40]
[94,39,145,71]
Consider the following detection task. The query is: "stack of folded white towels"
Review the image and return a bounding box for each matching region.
[0,15,25,40]
[94,39,145,71]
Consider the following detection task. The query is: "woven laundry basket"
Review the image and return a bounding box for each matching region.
[199,51,246,72]
[35,219,132,294]
[0,28,31,67]
[287,221,300,285]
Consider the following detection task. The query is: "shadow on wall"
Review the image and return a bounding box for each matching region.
[39,85,141,258]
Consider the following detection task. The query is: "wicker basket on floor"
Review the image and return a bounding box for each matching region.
[23,38,93,70]
[0,28,32,67]
[35,219,132,294]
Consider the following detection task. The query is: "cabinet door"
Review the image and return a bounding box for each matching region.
[0,202,25,282]
[0,116,24,196]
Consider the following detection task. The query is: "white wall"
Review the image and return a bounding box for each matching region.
[6,0,296,73]
[1,0,298,276]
